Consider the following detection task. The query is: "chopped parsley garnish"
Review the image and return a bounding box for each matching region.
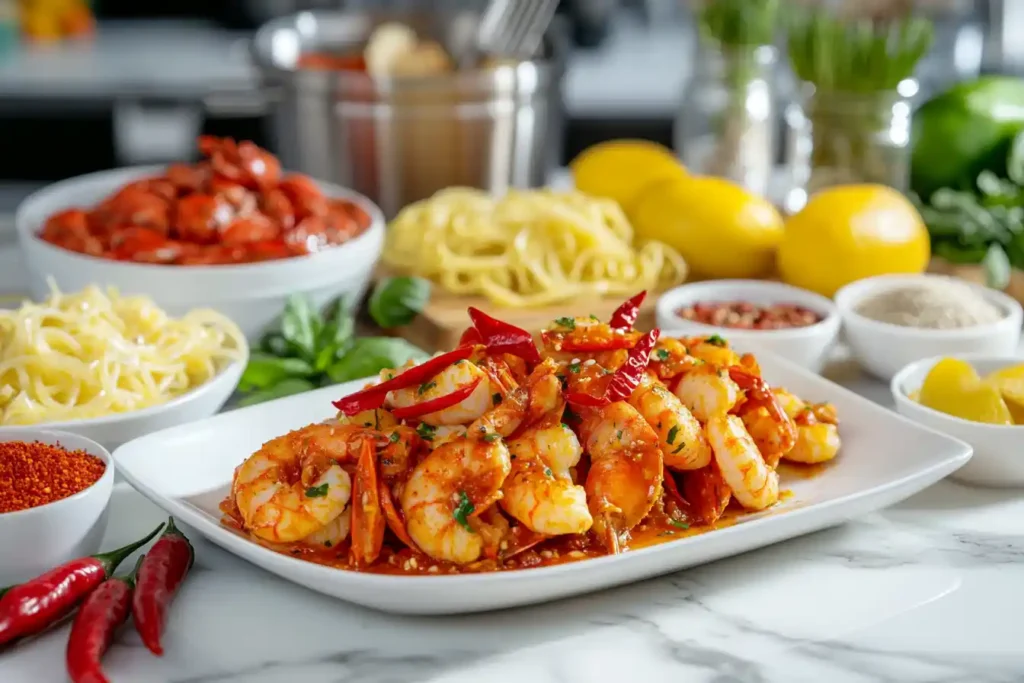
[706,334,726,347]
[493,393,503,405]
[672,442,686,454]
[416,422,436,440]
[386,372,395,380]
[656,348,670,362]
[666,425,680,445]
[418,380,436,395]
[544,467,553,477]
[389,431,400,443]
[305,483,329,498]
[589,314,600,321]
[453,491,475,531]
[569,362,581,374]
[483,433,501,442]
[554,316,576,331]
[616,429,623,440]
[669,520,690,530]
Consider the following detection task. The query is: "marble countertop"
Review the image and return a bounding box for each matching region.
[3,355,1024,683]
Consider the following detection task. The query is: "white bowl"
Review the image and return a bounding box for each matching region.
[891,354,1024,487]
[835,274,1024,381]
[0,429,115,584]
[16,165,385,341]
[655,280,841,372]
[0,360,244,450]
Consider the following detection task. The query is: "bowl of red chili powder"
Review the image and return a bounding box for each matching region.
[0,429,113,584]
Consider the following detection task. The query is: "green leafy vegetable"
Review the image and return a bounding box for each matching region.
[706,335,726,347]
[453,491,475,532]
[416,423,436,440]
[697,0,779,48]
[368,277,431,328]
[236,378,317,407]
[326,338,428,384]
[554,316,576,331]
[656,348,670,362]
[280,294,318,361]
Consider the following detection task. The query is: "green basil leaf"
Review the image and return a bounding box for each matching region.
[280,294,319,360]
[983,243,1012,290]
[326,337,428,384]
[240,352,316,390]
[1009,131,1024,187]
[236,378,316,407]
[368,277,431,329]
[259,331,291,357]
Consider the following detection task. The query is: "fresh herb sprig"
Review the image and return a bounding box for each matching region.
[697,0,780,48]
[787,11,934,94]
[236,277,430,406]
[914,132,1024,290]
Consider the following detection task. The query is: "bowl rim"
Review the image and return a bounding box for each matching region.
[890,352,1024,433]
[655,279,841,339]
[0,356,246,432]
[15,164,386,276]
[0,429,114,519]
[835,274,1024,339]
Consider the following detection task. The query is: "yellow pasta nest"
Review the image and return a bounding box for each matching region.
[383,188,688,307]
[0,282,247,425]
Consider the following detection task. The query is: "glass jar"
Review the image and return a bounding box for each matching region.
[795,86,913,197]
[676,43,778,198]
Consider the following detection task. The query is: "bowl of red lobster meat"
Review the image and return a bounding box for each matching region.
[15,136,384,339]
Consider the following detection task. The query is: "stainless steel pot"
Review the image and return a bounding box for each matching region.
[250,11,566,217]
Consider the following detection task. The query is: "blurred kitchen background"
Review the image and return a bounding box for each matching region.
[0,0,1017,226]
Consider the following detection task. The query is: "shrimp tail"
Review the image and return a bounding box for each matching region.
[729,366,797,454]
[349,439,385,566]
[379,480,419,552]
[597,513,621,554]
[500,526,549,560]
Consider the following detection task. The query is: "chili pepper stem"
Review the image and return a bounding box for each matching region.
[95,523,166,576]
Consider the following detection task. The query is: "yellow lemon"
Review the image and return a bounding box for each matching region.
[630,175,784,279]
[918,358,1013,425]
[570,140,686,212]
[984,364,1024,424]
[778,185,930,298]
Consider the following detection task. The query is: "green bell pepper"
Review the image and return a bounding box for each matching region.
[911,76,1024,200]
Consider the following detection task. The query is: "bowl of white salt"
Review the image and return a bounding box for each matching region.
[835,274,1023,381]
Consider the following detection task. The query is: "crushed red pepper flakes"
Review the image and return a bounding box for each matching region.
[677,301,823,330]
[0,441,106,514]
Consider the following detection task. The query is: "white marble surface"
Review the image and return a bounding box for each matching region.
[3,353,1024,683]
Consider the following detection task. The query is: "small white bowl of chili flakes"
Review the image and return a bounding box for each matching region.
[656,280,841,371]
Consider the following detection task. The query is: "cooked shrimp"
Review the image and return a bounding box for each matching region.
[628,372,711,471]
[400,437,512,564]
[686,338,742,367]
[577,401,664,553]
[232,430,353,543]
[705,414,778,511]
[730,368,797,463]
[385,359,494,425]
[502,422,593,535]
[302,508,351,550]
[785,397,841,465]
[680,462,732,525]
[673,364,741,421]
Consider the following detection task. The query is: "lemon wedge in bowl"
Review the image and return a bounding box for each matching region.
[917,358,1013,425]
[983,363,1024,425]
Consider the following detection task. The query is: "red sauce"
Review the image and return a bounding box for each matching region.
[297,53,367,72]
[677,301,823,330]
[39,136,372,266]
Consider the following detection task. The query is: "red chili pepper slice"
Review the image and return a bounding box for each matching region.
[332,346,475,415]
[661,466,688,511]
[467,307,541,364]
[458,326,483,347]
[0,524,164,647]
[66,557,143,683]
[608,291,646,330]
[605,329,660,402]
[563,329,660,407]
[390,377,483,419]
[132,517,194,656]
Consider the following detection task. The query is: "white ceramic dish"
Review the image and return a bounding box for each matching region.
[114,349,972,615]
[655,280,841,372]
[0,429,114,584]
[835,274,1023,382]
[0,360,244,450]
[16,166,385,341]
[891,354,1024,488]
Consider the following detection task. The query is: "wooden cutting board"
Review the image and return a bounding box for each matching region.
[393,289,657,353]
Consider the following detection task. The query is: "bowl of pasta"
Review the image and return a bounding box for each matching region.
[0,284,248,449]
[15,138,385,341]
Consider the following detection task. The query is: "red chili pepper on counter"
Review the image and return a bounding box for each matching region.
[565,330,660,407]
[390,378,483,420]
[332,346,475,415]
[0,524,164,647]
[66,556,144,683]
[466,307,542,364]
[132,517,194,656]
[608,291,646,330]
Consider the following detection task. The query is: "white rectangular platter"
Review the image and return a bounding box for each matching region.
[113,351,972,615]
